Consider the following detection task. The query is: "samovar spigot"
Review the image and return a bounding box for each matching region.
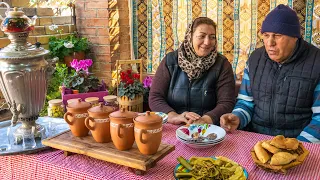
[8,100,24,127]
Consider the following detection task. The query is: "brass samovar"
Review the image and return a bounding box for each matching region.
[0,3,54,140]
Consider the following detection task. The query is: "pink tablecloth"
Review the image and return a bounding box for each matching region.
[1,124,320,180]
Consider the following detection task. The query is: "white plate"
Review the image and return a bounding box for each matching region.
[176,134,225,149]
[176,124,226,143]
[138,112,168,124]
[176,134,225,145]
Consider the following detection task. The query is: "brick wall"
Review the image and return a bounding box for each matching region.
[75,0,131,85]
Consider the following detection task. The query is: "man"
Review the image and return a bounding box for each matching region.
[220,4,320,143]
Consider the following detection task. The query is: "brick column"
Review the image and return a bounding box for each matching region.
[75,0,131,85]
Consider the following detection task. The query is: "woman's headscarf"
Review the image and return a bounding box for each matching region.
[178,17,218,81]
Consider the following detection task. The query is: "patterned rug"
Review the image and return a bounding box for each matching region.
[130,0,320,75]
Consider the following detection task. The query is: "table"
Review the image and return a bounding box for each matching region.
[0,123,320,180]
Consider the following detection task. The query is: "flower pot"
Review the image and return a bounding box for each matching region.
[72,90,79,94]
[118,95,143,113]
[64,51,85,67]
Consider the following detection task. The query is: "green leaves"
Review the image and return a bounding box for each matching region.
[118,81,144,100]
[40,63,72,116]
[48,34,90,62]
[64,71,101,93]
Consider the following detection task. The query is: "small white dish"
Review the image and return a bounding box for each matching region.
[176,124,226,143]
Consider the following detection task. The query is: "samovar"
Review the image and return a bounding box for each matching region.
[0,3,55,141]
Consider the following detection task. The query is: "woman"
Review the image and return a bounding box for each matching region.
[149,17,235,125]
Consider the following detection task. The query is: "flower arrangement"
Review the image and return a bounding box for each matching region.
[48,34,90,62]
[142,76,153,103]
[63,59,101,93]
[118,70,144,100]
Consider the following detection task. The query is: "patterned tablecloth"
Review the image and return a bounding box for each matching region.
[1,123,320,180]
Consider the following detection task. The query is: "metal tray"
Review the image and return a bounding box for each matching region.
[0,117,69,156]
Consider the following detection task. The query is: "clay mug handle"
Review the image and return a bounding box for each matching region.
[117,124,123,138]
[85,117,95,131]
[64,112,74,125]
[139,129,147,144]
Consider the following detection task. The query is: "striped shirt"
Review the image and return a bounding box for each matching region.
[232,63,320,143]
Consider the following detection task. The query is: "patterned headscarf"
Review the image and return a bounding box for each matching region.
[178,17,218,81]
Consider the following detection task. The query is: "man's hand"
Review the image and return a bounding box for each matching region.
[220,113,240,132]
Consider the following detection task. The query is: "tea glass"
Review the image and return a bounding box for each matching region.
[22,126,36,150]
[0,127,12,151]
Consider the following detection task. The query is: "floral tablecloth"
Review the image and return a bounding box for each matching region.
[1,123,320,180]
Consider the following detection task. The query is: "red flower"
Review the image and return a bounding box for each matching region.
[127,79,134,84]
[127,69,132,75]
[133,73,140,80]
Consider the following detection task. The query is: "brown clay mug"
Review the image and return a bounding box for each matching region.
[109,108,137,151]
[85,103,114,143]
[64,99,91,137]
[134,111,162,155]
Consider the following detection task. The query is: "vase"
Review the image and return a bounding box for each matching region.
[72,90,79,94]
[118,95,143,113]
[64,51,85,67]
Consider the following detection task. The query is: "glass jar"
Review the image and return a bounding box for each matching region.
[85,97,100,107]
[103,95,119,111]
[48,99,64,118]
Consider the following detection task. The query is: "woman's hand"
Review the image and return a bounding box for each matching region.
[167,111,188,125]
[192,115,213,124]
[167,111,201,125]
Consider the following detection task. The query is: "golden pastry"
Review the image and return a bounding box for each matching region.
[270,152,298,165]
[270,135,286,149]
[254,141,271,163]
[285,138,299,150]
[262,140,281,154]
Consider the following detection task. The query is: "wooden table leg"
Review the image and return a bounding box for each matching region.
[64,151,73,156]
[128,167,146,175]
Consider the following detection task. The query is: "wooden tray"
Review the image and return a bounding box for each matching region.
[42,130,175,173]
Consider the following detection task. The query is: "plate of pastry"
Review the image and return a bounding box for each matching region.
[251,135,309,174]
[174,156,248,180]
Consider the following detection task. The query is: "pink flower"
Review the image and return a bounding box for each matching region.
[78,60,88,72]
[70,59,81,71]
[143,76,153,88]
[85,59,93,67]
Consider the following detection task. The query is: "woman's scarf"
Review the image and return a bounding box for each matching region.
[178,19,218,81]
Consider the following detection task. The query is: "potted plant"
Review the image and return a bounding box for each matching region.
[64,59,101,93]
[61,59,108,106]
[39,63,72,116]
[48,34,90,66]
[118,69,144,112]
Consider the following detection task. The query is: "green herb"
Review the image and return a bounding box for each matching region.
[39,63,73,116]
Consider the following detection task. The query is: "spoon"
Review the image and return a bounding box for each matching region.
[186,132,217,143]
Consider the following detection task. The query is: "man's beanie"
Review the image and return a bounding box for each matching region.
[261,4,301,38]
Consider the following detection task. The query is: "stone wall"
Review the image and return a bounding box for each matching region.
[75,0,131,85]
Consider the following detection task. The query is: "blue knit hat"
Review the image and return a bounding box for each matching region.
[261,4,301,38]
